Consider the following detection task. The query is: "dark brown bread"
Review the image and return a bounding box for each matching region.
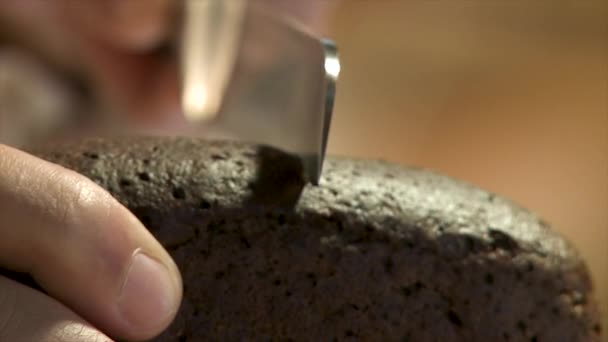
[33,137,601,341]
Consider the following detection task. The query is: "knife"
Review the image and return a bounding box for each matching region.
[180,0,340,184]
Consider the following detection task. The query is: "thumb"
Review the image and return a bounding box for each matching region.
[0,144,182,341]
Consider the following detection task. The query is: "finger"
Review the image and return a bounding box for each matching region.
[0,276,112,342]
[59,0,175,50]
[0,145,182,341]
[81,43,181,127]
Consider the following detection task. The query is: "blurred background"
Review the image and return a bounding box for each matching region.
[326,1,607,332]
[1,0,607,332]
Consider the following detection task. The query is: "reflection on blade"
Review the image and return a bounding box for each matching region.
[181,0,246,122]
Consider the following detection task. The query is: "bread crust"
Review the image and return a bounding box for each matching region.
[32,137,602,341]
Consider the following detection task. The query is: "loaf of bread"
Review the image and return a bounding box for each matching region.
[34,137,601,341]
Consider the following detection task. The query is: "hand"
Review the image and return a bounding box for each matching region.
[0,144,182,341]
[0,1,336,126]
[0,2,334,340]
[63,0,336,126]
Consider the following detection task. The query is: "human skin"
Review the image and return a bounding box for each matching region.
[0,1,333,341]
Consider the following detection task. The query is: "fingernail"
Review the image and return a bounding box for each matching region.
[118,252,179,334]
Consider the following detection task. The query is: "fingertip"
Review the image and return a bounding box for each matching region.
[61,0,175,50]
[0,147,183,341]
[116,251,182,340]
[66,178,183,341]
[73,174,183,341]
[111,0,175,50]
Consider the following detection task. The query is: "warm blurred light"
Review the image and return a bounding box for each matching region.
[181,0,246,122]
[182,82,211,121]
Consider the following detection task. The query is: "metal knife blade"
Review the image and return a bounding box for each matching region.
[180,0,339,184]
